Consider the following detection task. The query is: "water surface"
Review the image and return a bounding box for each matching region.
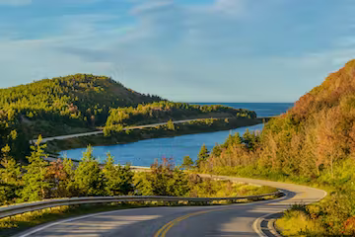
[61,103,292,166]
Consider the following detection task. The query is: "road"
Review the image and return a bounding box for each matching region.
[17,176,326,237]
[30,117,270,144]
[30,118,230,144]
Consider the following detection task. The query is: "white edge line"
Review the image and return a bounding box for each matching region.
[252,191,289,237]
[16,209,129,237]
[252,189,328,237]
[15,193,284,237]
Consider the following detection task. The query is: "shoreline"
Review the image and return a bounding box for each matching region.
[48,117,268,158]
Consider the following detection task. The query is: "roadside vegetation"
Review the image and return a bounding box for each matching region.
[0,137,276,206]
[0,138,277,235]
[195,60,355,235]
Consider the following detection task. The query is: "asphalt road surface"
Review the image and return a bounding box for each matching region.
[17,176,326,237]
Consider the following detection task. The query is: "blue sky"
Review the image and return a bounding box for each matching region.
[0,0,354,102]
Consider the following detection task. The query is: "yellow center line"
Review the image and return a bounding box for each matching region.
[154,209,225,237]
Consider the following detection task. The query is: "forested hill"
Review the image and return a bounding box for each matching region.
[0,74,162,134]
[199,59,355,235]
[0,74,162,160]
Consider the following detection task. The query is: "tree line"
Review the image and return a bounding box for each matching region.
[105,101,256,128]
[0,135,269,206]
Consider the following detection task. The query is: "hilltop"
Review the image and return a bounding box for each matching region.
[0,74,162,137]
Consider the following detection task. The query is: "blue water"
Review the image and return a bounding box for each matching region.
[61,103,293,166]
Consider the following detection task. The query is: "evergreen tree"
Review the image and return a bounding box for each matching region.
[197,144,209,168]
[21,136,50,202]
[63,156,77,197]
[211,143,222,157]
[243,129,258,150]
[0,145,22,205]
[74,146,106,196]
[0,145,21,185]
[103,153,134,195]
[181,156,194,169]
[223,132,242,148]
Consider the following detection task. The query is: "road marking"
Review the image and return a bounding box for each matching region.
[154,209,228,237]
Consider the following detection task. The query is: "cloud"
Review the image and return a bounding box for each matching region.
[211,0,247,16]
[0,0,31,6]
[1,0,355,102]
[131,1,173,15]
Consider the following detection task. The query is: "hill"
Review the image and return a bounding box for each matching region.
[0,74,162,159]
[200,59,355,235]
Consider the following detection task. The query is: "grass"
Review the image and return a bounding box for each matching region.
[275,204,326,236]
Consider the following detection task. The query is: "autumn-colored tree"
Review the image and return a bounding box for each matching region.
[45,159,70,198]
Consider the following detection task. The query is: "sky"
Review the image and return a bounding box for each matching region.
[0,0,355,102]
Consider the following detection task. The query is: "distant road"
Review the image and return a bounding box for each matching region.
[31,117,270,144]
[18,175,326,237]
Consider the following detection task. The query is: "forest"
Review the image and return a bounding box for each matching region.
[105,101,256,128]
[196,60,355,235]
[0,74,162,161]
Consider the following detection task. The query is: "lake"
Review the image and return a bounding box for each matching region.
[60,103,293,166]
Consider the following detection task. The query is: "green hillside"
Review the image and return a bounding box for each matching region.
[0,74,162,160]
[106,101,256,128]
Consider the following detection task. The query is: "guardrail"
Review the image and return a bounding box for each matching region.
[0,192,281,220]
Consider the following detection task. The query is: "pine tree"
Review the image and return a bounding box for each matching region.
[63,156,77,197]
[181,156,194,169]
[243,129,258,150]
[211,143,222,157]
[0,145,21,185]
[74,146,106,196]
[21,136,50,202]
[197,144,209,168]
[223,132,242,148]
[0,145,22,205]
[103,153,134,196]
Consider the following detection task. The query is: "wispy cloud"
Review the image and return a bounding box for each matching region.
[0,0,355,102]
[0,0,31,6]
[131,1,173,15]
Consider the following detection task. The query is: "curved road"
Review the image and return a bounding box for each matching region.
[17,176,326,237]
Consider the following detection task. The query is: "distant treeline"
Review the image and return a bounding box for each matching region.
[105,101,256,128]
